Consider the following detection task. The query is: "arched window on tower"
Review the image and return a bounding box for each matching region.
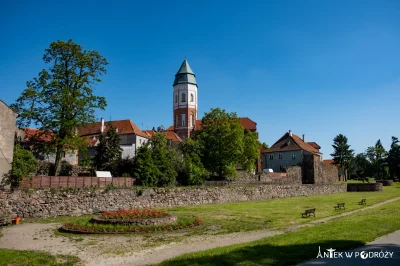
[190,93,194,102]
[175,116,178,127]
[175,94,177,103]
[181,93,186,102]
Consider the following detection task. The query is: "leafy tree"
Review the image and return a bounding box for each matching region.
[178,138,209,185]
[261,142,269,149]
[94,125,122,175]
[330,134,354,181]
[150,133,178,186]
[365,140,389,180]
[352,153,370,178]
[241,130,261,172]
[11,39,108,176]
[2,145,37,189]
[132,144,158,186]
[195,108,244,179]
[388,136,400,179]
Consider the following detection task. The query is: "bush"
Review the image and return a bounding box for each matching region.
[1,145,37,189]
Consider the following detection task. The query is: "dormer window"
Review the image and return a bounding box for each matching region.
[181,93,186,102]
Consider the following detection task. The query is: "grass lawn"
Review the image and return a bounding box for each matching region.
[157,199,400,266]
[25,183,400,235]
[0,249,79,266]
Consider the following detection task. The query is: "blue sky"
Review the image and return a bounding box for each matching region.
[1,0,399,158]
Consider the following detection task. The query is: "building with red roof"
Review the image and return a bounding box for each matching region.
[78,118,149,159]
[263,130,322,173]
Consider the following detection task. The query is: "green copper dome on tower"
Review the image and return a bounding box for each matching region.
[173,58,197,86]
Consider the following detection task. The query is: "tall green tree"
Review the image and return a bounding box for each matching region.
[150,133,178,186]
[388,137,400,179]
[365,139,389,180]
[195,108,244,179]
[94,125,122,175]
[241,130,261,172]
[2,145,37,189]
[132,144,158,186]
[330,134,354,181]
[12,39,108,176]
[178,138,209,185]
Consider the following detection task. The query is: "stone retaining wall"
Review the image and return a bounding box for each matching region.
[375,180,394,186]
[0,184,347,218]
[347,183,383,192]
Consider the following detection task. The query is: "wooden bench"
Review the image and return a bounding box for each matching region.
[334,203,345,210]
[301,208,316,218]
[358,199,366,205]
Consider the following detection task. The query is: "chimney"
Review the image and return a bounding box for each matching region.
[100,118,105,133]
[289,130,292,137]
[302,134,305,141]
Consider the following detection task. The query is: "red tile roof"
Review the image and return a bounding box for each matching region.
[307,142,321,149]
[143,130,156,138]
[23,128,54,142]
[78,120,148,138]
[143,130,182,143]
[323,159,334,165]
[163,131,182,143]
[265,132,321,155]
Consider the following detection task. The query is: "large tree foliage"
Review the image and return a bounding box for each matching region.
[195,108,244,179]
[388,136,400,179]
[178,138,209,185]
[94,125,122,175]
[150,133,178,186]
[1,145,37,189]
[12,39,107,176]
[330,134,354,181]
[365,139,389,180]
[132,144,158,186]
[241,130,260,172]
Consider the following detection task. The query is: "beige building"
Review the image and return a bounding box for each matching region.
[0,100,18,183]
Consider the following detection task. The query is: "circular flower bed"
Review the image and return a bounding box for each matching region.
[60,209,203,234]
[101,209,170,220]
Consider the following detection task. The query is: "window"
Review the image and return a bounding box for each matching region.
[190,93,194,102]
[175,94,177,103]
[278,153,283,159]
[292,153,296,160]
[190,114,193,127]
[181,114,186,127]
[269,154,274,160]
[181,93,186,102]
[61,151,66,158]
[175,115,178,127]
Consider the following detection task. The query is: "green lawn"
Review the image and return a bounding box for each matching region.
[157,199,400,266]
[0,249,79,266]
[166,183,400,233]
[26,183,400,235]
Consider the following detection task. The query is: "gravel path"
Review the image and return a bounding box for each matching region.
[1,197,399,266]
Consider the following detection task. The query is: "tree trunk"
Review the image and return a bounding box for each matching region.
[52,146,63,176]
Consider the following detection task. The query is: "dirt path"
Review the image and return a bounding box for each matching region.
[1,197,399,266]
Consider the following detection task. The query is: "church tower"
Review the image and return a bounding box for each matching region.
[173,58,198,140]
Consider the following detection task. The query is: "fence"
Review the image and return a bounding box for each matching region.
[21,176,135,189]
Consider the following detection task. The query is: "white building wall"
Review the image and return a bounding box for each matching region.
[173,83,198,113]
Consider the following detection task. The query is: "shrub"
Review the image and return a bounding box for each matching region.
[1,145,37,189]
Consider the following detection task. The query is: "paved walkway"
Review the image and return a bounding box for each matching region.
[298,230,400,266]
